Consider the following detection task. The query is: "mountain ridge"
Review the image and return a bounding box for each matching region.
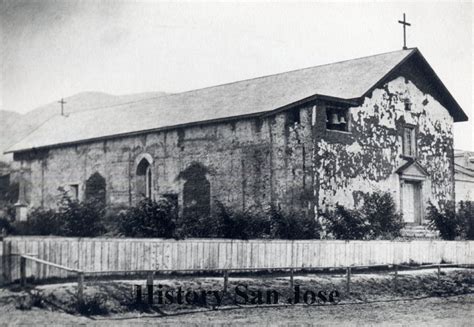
[0,91,168,162]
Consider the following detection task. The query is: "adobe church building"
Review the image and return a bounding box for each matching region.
[5,48,468,227]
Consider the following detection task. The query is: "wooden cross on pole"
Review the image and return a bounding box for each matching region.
[398,13,411,50]
[58,98,67,116]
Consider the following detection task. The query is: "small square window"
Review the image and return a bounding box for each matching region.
[326,106,349,132]
[404,99,412,111]
[286,108,300,127]
[403,126,416,157]
[69,184,79,200]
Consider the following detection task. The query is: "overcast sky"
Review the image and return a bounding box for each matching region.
[0,0,472,150]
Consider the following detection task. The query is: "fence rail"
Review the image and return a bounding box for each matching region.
[16,253,474,306]
[1,237,473,283]
[0,240,3,284]
[19,254,85,302]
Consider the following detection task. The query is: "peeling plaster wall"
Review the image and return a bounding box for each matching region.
[455,178,474,202]
[17,107,314,217]
[16,75,456,220]
[315,76,454,214]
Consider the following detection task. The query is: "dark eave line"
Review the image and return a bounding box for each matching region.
[5,94,357,155]
[361,48,467,123]
[361,48,418,100]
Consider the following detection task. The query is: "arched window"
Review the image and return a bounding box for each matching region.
[146,165,152,199]
[136,157,153,199]
[85,172,106,206]
[181,163,210,218]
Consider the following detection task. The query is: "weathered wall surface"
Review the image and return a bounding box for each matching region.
[17,74,456,220]
[19,107,314,216]
[455,178,474,202]
[454,152,474,202]
[315,76,454,215]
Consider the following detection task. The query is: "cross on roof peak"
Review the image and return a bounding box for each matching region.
[58,98,67,116]
[398,13,411,50]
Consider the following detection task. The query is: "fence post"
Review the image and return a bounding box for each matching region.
[20,256,26,288]
[135,284,142,304]
[290,268,294,290]
[223,270,229,293]
[393,265,398,291]
[147,272,154,304]
[346,267,351,294]
[77,272,84,303]
[437,265,441,285]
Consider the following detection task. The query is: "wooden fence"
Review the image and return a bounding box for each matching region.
[0,239,3,284]
[1,237,473,283]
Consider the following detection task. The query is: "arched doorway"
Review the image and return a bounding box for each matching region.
[181,163,211,218]
[85,172,106,206]
[136,157,153,199]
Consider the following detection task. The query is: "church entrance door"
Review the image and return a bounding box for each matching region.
[401,181,421,224]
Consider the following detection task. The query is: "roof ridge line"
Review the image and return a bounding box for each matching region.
[35,48,416,118]
[455,163,474,173]
[44,95,166,117]
[170,48,417,97]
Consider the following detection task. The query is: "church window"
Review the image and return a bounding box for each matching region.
[136,157,153,199]
[85,172,106,206]
[326,106,349,131]
[404,98,412,111]
[146,166,152,199]
[286,108,301,127]
[181,163,210,218]
[69,184,79,200]
[162,193,179,219]
[403,126,417,157]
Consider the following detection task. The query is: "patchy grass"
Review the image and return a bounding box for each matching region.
[2,268,472,318]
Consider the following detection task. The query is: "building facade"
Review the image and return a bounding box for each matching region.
[6,48,468,225]
[454,150,474,202]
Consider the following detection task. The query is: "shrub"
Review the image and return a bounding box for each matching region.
[0,181,19,203]
[76,294,108,316]
[426,201,458,240]
[458,201,474,240]
[12,207,61,236]
[322,192,404,240]
[0,201,14,234]
[322,205,370,240]
[58,190,106,237]
[216,202,271,240]
[360,192,404,239]
[427,200,474,240]
[176,205,221,238]
[0,217,13,235]
[177,201,271,239]
[176,202,321,240]
[117,198,176,238]
[268,205,320,239]
[101,203,129,236]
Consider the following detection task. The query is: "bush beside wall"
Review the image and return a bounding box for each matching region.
[116,198,176,238]
[6,191,457,241]
[321,192,404,240]
[175,202,320,240]
[427,200,474,240]
[7,189,105,237]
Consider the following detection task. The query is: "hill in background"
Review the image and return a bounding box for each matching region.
[0,91,167,163]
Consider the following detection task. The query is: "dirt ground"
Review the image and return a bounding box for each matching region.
[0,268,472,326]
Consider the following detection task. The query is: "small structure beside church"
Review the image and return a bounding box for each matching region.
[5,48,468,226]
[454,150,474,202]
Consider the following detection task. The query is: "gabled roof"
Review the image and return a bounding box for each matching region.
[396,159,430,178]
[6,48,467,154]
[455,163,474,178]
